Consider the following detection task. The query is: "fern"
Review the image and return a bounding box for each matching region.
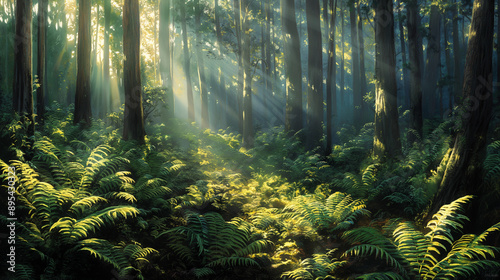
[342,196,500,280]
[282,251,348,280]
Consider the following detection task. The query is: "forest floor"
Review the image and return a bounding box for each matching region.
[1,105,500,279]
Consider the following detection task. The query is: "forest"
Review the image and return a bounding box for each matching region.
[1,0,500,279]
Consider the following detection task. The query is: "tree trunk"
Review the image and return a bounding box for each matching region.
[397,0,409,111]
[306,0,323,150]
[357,3,367,123]
[13,0,34,135]
[350,0,361,128]
[241,0,253,148]
[452,0,461,104]
[340,3,345,124]
[180,0,194,123]
[407,0,423,143]
[74,0,92,126]
[373,0,402,159]
[123,0,145,143]
[428,0,494,221]
[443,12,452,112]
[215,0,226,129]
[37,0,47,123]
[326,0,337,155]
[160,0,174,119]
[422,4,441,118]
[282,0,303,134]
[233,0,244,134]
[101,0,111,118]
[497,0,500,104]
[195,0,209,130]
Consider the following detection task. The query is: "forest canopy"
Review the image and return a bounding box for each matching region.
[1,0,500,279]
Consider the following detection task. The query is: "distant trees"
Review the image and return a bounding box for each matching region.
[241,0,254,148]
[13,0,34,135]
[123,0,145,143]
[373,0,401,159]
[73,0,92,126]
[36,0,47,123]
[159,0,174,119]
[407,0,423,143]
[180,0,194,123]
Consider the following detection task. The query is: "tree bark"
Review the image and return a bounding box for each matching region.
[160,0,174,119]
[195,0,209,130]
[326,0,337,155]
[350,0,362,128]
[397,0,409,111]
[123,0,145,143]
[282,0,303,134]
[422,4,441,118]
[215,0,226,129]
[407,0,423,143]
[241,0,253,148]
[443,12,452,112]
[428,0,494,221]
[37,0,47,123]
[340,3,345,123]
[452,0,461,104]
[13,0,34,135]
[74,0,92,126]
[357,3,367,123]
[306,0,323,150]
[101,0,111,118]
[373,0,402,159]
[180,0,194,123]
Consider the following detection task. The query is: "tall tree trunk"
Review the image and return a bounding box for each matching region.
[282,0,302,134]
[422,4,441,118]
[195,0,209,130]
[407,0,423,143]
[160,0,174,119]
[452,0,461,105]
[180,0,194,123]
[350,0,361,128]
[306,0,323,149]
[13,0,34,135]
[497,0,500,104]
[233,0,244,134]
[123,0,145,143]
[74,0,92,126]
[373,0,402,159]
[101,0,111,118]
[215,0,226,129]
[326,0,337,155]
[357,3,367,123]
[340,3,345,124]
[397,0,409,111]
[37,0,47,123]
[241,0,253,148]
[443,12,452,112]
[428,0,494,222]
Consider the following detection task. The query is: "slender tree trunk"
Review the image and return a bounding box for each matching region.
[340,3,345,124]
[13,0,34,135]
[452,0,461,105]
[306,0,323,149]
[443,12,452,113]
[101,0,111,118]
[180,0,194,123]
[407,0,423,143]
[357,3,367,123]
[373,0,402,159]
[282,0,302,134]
[350,0,362,128]
[37,0,47,123]
[160,0,173,119]
[74,0,92,126]
[233,0,244,134]
[195,0,209,130]
[423,4,441,118]
[123,0,145,143]
[215,0,226,129]
[497,0,500,104]
[397,0,409,111]
[241,0,253,148]
[428,0,494,221]
[326,0,337,154]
